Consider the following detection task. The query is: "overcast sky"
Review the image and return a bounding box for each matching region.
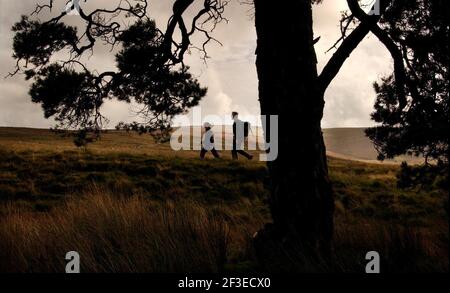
[0,0,392,129]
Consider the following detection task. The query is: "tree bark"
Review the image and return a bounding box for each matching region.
[253,0,334,265]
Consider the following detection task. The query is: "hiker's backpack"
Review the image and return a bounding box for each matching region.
[243,122,250,138]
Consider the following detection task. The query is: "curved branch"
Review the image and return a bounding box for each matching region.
[318,21,374,93]
[346,0,407,109]
[162,0,228,65]
[318,1,386,94]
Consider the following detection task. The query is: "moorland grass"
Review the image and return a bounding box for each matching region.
[0,128,447,272]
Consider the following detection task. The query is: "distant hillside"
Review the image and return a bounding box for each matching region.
[323,128,422,164]
[0,127,422,164]
[323,128,377,160]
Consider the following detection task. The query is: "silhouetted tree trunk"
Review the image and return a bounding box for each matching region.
[253,0,334,262]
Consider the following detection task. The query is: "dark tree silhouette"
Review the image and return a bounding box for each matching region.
[10,0,442,266]
[365,0,449,189]
[11,2,207,143]
[251,0,416,263]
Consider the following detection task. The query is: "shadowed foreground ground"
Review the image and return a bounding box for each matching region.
[0,128,447,272]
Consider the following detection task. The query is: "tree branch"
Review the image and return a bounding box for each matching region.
[319,0,400,100]
[346,0,408,109]
[318,20,374,93]
[162,0,228,65]
[318,1,390,95]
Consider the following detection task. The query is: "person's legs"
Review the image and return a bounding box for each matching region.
[233,138,253,160]
[200,148,207,159]
[211,148,220,158]
[237,150,253,160]
[232,140,238,160]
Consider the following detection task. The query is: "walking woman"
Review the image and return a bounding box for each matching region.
[200,122,220,159]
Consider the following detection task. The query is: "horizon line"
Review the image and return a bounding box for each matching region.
[0,125,373,130]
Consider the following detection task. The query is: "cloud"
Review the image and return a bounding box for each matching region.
[210,92,233,116]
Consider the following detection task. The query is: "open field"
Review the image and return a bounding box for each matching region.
[0,126,422,163]
[0,127,448,272]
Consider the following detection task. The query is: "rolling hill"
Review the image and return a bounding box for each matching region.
[0,126,422,164]
[0,126,446,272]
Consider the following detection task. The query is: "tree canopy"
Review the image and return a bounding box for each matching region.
[366,0,449,162]
[10,1,212,143]
[365,0,449,188]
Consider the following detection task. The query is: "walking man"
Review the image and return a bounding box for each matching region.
[231,112,253,160]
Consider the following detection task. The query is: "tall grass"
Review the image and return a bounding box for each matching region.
[332,218,449,272]
[0,187,232,273]
[1,186,447,272]
[0,128,447,272]
[251,219,448,273]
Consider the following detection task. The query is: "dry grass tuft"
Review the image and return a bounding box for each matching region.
[0,187,232,273]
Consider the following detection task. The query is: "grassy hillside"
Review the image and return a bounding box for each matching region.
[0,127,422,163]
[0,128,447,272]
[323,128,423,164]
